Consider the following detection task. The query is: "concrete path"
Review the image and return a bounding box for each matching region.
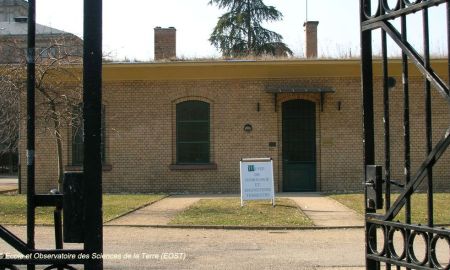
[107,193,363,228]
[282,193,363,227]
[0,176,18,193]
[107,195,202,226]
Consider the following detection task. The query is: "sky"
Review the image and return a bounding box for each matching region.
[35,0,448,61]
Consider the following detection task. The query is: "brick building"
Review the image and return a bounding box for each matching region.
[16,22,450,194]
[17,59,450,194]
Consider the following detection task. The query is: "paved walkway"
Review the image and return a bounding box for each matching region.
[281,193,363,227]
[108,195,235,226]
[108,195,201,225]
[107,193,363,228]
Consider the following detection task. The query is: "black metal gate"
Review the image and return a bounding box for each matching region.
[360,0,450,269]
[0,0,103,269]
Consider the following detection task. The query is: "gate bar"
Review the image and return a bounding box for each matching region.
[367,219,450,235]
[423,7,434,269]
[367,254,439,270]
[448,2,450,85]
[361,0,447,27]
[381,20,393,270]
[400,5,412,269]
[381,29,391,212]
[0,226,29,255]
[381,23,393,270]
[82,0,103,269]
[400,0,412,227]
[360,0,377,269]
[26,1,36,270]
[373,21,450,100]
[422,1,434,230]
[383,128,450,221]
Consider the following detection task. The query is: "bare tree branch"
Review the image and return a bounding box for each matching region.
[0,35,83,186]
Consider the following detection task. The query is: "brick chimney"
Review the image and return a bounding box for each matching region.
[303,21,319,58]
[154,27,176,61]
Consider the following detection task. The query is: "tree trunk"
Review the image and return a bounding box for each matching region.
[55,125,64,191]
[50,102,64,191]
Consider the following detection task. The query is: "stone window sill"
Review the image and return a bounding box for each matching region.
[65,164,113,172]
[169,163,217,171]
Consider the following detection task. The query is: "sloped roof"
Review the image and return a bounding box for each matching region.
[0,21,69,36]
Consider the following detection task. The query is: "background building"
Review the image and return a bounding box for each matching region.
[0,0,26,22]
[0,0,82,177]
[0,0,82,64]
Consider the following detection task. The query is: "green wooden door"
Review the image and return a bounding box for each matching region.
[282,100,316,192]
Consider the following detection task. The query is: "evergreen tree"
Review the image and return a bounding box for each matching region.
[209,0,292,57]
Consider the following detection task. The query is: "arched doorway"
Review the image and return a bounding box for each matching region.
[282,99,316,192]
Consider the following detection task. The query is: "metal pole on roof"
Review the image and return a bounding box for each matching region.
[306,0,308,21]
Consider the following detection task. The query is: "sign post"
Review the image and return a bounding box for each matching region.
[240,158,275,207]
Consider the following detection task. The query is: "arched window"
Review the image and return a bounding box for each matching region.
[176,100,210,164]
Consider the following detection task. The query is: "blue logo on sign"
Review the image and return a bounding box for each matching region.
[248,165,255,172]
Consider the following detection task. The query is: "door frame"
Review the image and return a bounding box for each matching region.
[279,97,320,192]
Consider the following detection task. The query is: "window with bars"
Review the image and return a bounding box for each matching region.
[176,100,210,164]
[71,104,106,165]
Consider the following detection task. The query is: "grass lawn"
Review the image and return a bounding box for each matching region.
[330,193,450,225]
[0,194,165,225]
[169,198,313,227]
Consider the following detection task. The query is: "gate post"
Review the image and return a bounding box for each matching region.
[26,1,36,269]
[360,0,377,269]
[83,0,103,269]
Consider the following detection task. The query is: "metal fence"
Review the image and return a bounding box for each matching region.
[360,0,450,269]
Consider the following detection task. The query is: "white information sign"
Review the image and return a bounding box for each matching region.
[240,158,275,206]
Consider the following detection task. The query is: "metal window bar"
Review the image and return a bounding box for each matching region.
[360,0,450,270]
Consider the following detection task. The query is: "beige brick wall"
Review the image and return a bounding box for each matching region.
[19,62,450,194]
[102,79,279,193]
